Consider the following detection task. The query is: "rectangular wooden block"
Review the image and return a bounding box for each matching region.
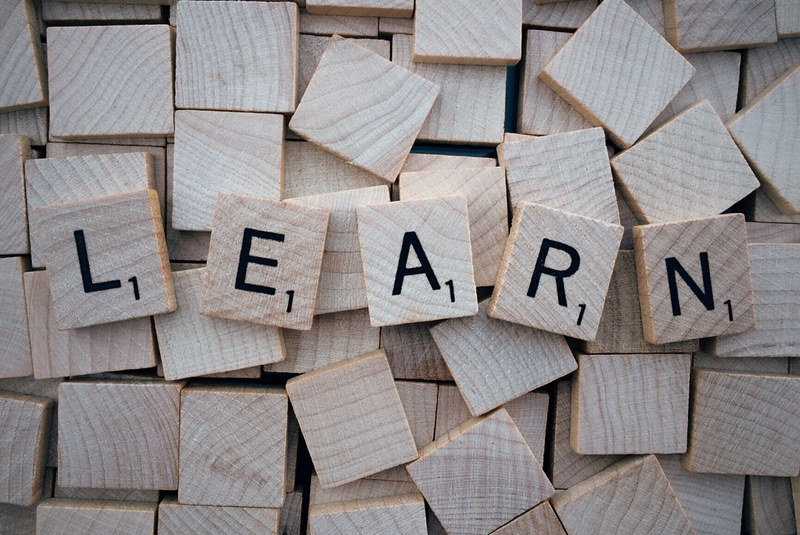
[743,38,800,106]
[378,17,413,34]
[58,380,184,490]
[40,0,162,23]
[746,222,800,244]
[491,501,565,535]
[664,0,777,52]
[381,321,452,381]
[299,9,379,37]
[159,496,278,535]
[0,0,47,113]
[0,256,32,378]
[309,494,427,534]
[400,153,496,174]
[0,106,47,146]
[310,474,418,505]
[306,0,412,17]
[36,499,156,535]
[0,135,29,254]
[53,487,159,503]
[522,0,597,30]
[745,476,796,535]
[164,143,211,262]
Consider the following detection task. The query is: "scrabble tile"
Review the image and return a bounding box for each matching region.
[0,0,47,113]
[24,271,156,379]
[413,0,522,65]
[727,64,800,216]
[400,153,496,174]
[37,190,175,330]
[310,474,418,505]
[380,322,452,381]
[488,202,623,340]
[693,352,788,374]
[40,0,162,23]
[378,17,413,34]
[399,167,507,286]
[58,380,184,490]
[540,0,695,148]
[289,36,438,182]
[53,487,159,502]
[286,350,417,488]
[155,268,285,380]
[627,0,667,37]
[159,496,279,535]
[309,494,427,534]
[47,25,173,138]
[0,391,52,505]
[306,0,412,17]
[392,34,506,144]
[0,135,29,255]
[522,0,597,30]
[776,0,800,37]
[634,213,756,344]
[743,38,800,105]
[748,189,800,224]
[613,101,759,224]
[299,9,379,36]
[0,106,47,145]
[745,476,796,535]
[683,369,800,476]
[0,256,32,379]
[571,353,691,455]
[164,144,211,263]
[179,385,287,507]
[0,503,36,534]
[36,499,157,535]
[175,2,298,113]
[551,455,694,535]
[0,377,61,469]
[172,111,284,232]
[664,0,778,52]
[356,196,478,326]
[492,501,565,535]
[407,408,554,535]
[746,222,800,244]
[433,384,473,439]
[498,128,619,223]
[277,491,302,535]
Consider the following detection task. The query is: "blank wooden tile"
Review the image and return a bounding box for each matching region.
[745,476,796,535]
[176,2,298,113]
[357,195,478,326]
[488,202,623,340]
[159,496,278,535]
[540,0,694,148]
[299,9,378,36]
[522,0,597,29]
[683,369,800,476]
[552,455,693,535]
[172,111,283,232]
[664,0,777,52]
[0,376,61,469]
[40,0,161,23]
[36,499,156,535]
[309,494,426,534]
[0,391,52,505]
[0,135,29,255]
[743,38,800,105]
[400,153,496,174]
[0,106,47,146]
[407,408,554,535]
[164,144,211,263]
[306,0,411,17]
[693,352,788,374]
[53,487,159,503]
[310,474,418,505]
[0,256,32,379]
[380,322,452,381]
[286,350,417,488]
[498,128,619,223]
[0,0,47,113]
[433,384,473,440]
[378,17,413,34]
[58,380,184,490]
[393,34,507,144]
[47,25,172,138]
[747,222,800,244]
[413,0,522,65]
[492,501,565,535]
[289,36,438,182]
[200,194,329,330]
[627,0,667,37]
[777,0,800,37]
[728,64,800,216]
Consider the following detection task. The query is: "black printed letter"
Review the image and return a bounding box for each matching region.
[74,230,121,294]
[392,232,440,296]
[235,228,284,295]
[527,238,581,307]
[665,252,714,316]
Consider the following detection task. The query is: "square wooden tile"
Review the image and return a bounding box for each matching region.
[308,494,427,534]
[743,39,800,106]
[381,321,452,381]
[158,496,279,535]
[0,0,47,113]
[36,499,157,535]
[0,135,29,255]
[492,501,566,535]
[164,144,211,263]
[0,256,32,379]
[664,0,777,52]
[745,475,795,534]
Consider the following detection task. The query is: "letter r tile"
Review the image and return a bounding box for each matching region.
[200,193,329,330]
[488,202,623,341]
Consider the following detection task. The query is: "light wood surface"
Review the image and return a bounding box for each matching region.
[159,496,279,535]
[378,17,413,34]
[164,144,211,262]
[401,153,496,174]
[777,0,800,37]
[381,321,452,381]
[664,0,777,52]
[310,474,418,505]
[0,107,47,146]
[0,256,32,379]
[627,0,666,37]
[522,0,597,29]
[748,189,800,224]
[299,8,378,36]
[309,494,426,534]
[743,38,800,105]
[36,499,156,535]
[53,487,159,502]
[306,0,412,17]
[0,0,47,113]
[0,503,37,534]
[40,0,161,23]
[0,135,29,254]
[744,476,796,535]
[693,352,788,374]
[746,222,800,244]
[278,491,302,535]
[0,376,61,469]
[433,384,472,440]
[491,501,565,535]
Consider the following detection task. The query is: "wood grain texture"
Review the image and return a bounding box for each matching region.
[0,135,29,254]
[727,64,800,216]
[36,499,156,535]
[400,153,496,174]
[58,380,184,490]
[164,143,211,262]
[748,189,800,224]
[0,256,32,378]
[306,0,412,17]
[745,476,796,535]
[0,503,35,534]
[693,352,788,374]
[173,110,283,231]
[747,222,800,244]
[278,491,302,535]
[393,34,507,144]
[413,0,522,65]
[159,496,279,535]
[664,0,777,52]
[0,376,61,469]
[743,38,800,105]
[300,8,378,36]
[571,353,691,454]
[308,494,426,534]
[777,0,800,37]
[53,487,158,502]
[310,474,418,505]
[522,0,597,29]
[380,321,453,381]
[0,0,47,113]
[491,501,565,535]
[627,0,666,36]
[617,189,641,250]
[540,0,695,148]
[498,127,619,223]
[0,106,47,145]
[433,384,473,440]
[407,408,554,535]
[379,17,413,34]
[40,0,161,22]
[488,202,623,340]
[200,194,329,330]
[175,2,298,113]
[552,455,693,535]
[707,244,800,357]
[634,213,756,344]
[683,369,800,476]
[286,350,417,488]
[289,36,438,181]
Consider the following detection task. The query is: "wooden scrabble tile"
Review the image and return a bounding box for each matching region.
[492,501,565,535]
[407,408,554,535]
[683,369,800,476]
[40,0,161,23]
[179,385,287,507]
[289,36,438,182]
[540,0,695,148]
[54,487,159,502]
[299,9,379,36]
[0,0,47,113]
[309,494,427,534]
[37,190,175,330]
[488,202,623,340]
[306,0,412,17]
[0,503,36,534]
[0,377,61,469]
[522,0,597,29]
[58,380,184,490]
[552,455,693,534]
[379,17,413,34]
[748,189,800,224]
[743,38,800,105]
[777,0,800,37]
[392,34,506,144]
[747,222,800,243]
[47,25,172,138]
[745,476,796,535]
[581,251,699,354]
[413,0,522,65]
[693,352,788,374]
[0,107,47,146]
[286,350,417,488]
[0,391,52,505]
[164,144,211,263]
[401,153,496,174]
[278,491,302,535]
[626,0,667,37]
[707,244,800,357]
[728,64,800,216]
[310,474,418,505]
[200,194,329,330]
[0,256,32,379]
[356,195,478,326]
[0,135,29,255]
[36,499,157,535]
[664,0,778,52]
[433,384,472,440]
[431,300,574,416]
[381,322,452,381]
[572,353,691,455]
[175,2,298,113]
[399,168,507,286]
[159,496,278,535]
[155,269,285,380]
[498,128,619,223]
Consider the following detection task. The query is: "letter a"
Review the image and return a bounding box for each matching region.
[392,231,440,296]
